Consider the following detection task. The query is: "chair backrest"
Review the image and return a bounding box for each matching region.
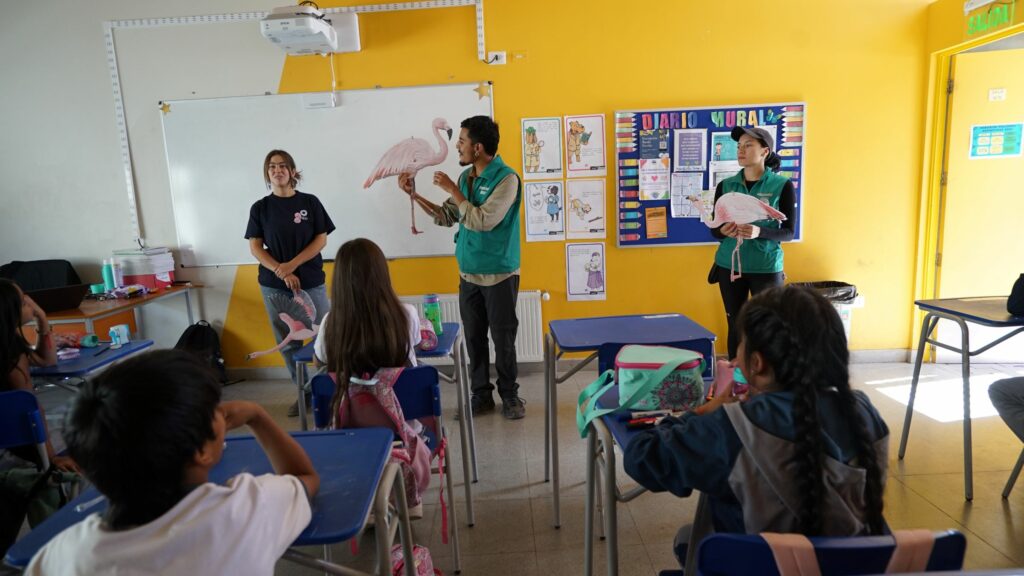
[598,341,715,379]
[310,373,337,430]
[0,390,50,469]
[309,365,443,431]
[696,530,967,576]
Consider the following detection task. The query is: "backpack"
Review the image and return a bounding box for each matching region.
[576,345,706,437]
[390,543,442,576]
[335,368,431,508]
[174,320,228,383]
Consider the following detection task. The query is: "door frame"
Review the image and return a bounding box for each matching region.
[912,22,1024,355]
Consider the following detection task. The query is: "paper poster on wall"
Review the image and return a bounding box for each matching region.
[670,172,704,218]
[521,117,564,179]
[710,132,737,162]
[709,160,740,189]
[566,242,606,301]
[639,156,671,200]
[566,178,606,239]
[673,128,707,172]
[565,114,607,177]
[645,207,668,239]
[970,123,1023,158]
[524,180,565,242]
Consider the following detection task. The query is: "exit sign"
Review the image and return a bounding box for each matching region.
[966,0,1017,35]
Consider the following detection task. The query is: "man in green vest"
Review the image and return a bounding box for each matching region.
[399,116,526,419]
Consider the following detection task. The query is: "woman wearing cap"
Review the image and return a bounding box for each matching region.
[710,126,796,359]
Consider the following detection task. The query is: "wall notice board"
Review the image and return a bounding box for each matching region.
[614,102,805,248]
[161,82,493,267]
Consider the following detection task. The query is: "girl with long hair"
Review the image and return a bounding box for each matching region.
[624,285,888,564]
[311,238,421,417]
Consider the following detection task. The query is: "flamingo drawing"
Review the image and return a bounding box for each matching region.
[690,192,787,281]
[364,117,453,234]
[246,290,320,360]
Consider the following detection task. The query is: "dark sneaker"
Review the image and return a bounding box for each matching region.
[501,396,526,420]
[287,393,311,417]
[470,394,496,415]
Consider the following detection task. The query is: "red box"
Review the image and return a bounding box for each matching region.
[124,271,175,290]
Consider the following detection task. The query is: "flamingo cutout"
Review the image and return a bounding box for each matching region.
[690,192,787,281]
[364,118,453,234]
[247,290,320,360]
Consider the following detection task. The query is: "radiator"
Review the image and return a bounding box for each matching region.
[399,290,544,363]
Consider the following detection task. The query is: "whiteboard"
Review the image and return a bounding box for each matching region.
[161,83,493,266]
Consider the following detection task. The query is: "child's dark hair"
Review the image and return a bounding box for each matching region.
[736,285,885,536]
[325,238,411,421]
[461,116,500,156]
[0,279,31,380]
[64,349,222,529]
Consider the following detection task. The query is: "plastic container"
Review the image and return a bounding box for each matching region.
[792,281,859,339]
[111,258,124,288]
[101,259,115,292]
[422,294,443,336]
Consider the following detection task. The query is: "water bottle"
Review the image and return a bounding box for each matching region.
[111,257,124,288]
[423,294,443,336]
[101,259,115,292]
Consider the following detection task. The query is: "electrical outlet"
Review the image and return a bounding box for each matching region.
[487,51,507,65]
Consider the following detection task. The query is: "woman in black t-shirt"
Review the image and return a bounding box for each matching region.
[244,150,335,408]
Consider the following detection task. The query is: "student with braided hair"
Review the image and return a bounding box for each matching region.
[624,285,889,565]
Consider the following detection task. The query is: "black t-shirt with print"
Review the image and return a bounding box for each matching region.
[244,191,335,290]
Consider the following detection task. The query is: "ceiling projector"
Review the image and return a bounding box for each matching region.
[261,5,340,55]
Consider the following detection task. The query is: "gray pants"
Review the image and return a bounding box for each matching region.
[259,284,329,383]
[990,377,1024,443]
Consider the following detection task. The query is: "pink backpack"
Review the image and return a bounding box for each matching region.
[391,543,442,576]
[335,368,431,507]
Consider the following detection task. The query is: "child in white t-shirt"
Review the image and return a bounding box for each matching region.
[25,349,319,576]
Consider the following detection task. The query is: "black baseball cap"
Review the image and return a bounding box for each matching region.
[731,126,774,150]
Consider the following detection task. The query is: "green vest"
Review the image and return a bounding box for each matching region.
[714,170,788,274]
[454,155,522,274]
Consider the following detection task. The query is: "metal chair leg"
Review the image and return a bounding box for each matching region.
[1004,447,1024,499]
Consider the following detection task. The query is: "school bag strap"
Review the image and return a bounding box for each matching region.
[575,358,684,438]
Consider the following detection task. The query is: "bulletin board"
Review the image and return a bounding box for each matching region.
[614,102,805,248]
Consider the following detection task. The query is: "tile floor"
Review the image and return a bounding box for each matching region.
[29,361,1024,575]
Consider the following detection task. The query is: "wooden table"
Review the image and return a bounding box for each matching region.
[46,285,194,338]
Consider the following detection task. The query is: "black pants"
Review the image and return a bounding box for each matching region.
[459,275,520,399]
[716,265,784,359]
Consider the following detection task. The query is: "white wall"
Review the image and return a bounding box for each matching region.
[0,1,286,345]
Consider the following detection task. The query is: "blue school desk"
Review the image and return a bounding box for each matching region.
[30,339,154,390]
[899,296,1024,501]
[4,428,419,576]
[544,313,715,527]
[582,386,712,576]
[292,322,477,526]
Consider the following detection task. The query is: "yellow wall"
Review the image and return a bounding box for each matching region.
[224,0,935,367]
[939,48,1024,297]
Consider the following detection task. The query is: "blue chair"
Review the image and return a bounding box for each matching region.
[692,530,966,576]
[0,390,50,469]
[310,366,463,574]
